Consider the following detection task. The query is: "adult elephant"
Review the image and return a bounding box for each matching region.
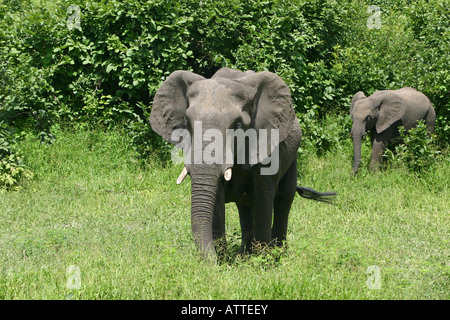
[150,68,335,263]
[350,87,436,175]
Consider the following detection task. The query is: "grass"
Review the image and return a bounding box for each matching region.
[0,128,448,299]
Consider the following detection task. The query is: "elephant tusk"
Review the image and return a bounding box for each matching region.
[176,167,188,185]
[224,168,232,181]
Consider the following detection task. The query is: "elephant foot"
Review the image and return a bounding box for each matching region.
[239,240,253,256]
[369,163,381,172]
[271,237,287,248]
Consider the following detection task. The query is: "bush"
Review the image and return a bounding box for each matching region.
[127,102,172,165]
[383,121,441,173]
[0,152,34,191]
[298,109,352,157]
[0,0,193,130]
[0,121,33,191]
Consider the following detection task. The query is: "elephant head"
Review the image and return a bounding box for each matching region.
[150,68,295,261]
[350,90,406,174]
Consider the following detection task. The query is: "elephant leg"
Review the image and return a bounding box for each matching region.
[212,182,226,258]
[251,174,277,249]
[237,204,252,254]
[370,126,393,171]
[272,159,297,246]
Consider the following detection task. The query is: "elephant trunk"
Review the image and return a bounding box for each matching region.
[190,172,220,263]
[351,123,365,175]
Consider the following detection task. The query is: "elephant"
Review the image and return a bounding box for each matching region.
[150,67,335,263]
[350,87,436,175]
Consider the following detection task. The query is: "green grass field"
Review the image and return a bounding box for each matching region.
[0,129,448,299]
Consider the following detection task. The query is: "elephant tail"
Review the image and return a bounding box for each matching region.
[296,186,336,204]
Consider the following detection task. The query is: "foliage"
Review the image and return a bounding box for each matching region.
[127,102,172,164]
[184,0,347,114]
[298,109,352,156]
[0,122,33,191]
[383,121,442,173]
[0,0,448,175]
[1,0,193,135]
[0,152,34,191]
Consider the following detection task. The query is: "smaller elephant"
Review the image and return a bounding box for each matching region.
[350,87,436,174]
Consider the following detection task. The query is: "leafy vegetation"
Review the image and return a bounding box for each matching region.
[1,1,448,159]
[0,121,33,191]
[383,121,442,173]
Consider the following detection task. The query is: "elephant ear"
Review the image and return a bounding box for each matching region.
[150,71,205,144]
[375,93,407,133]
[237,71,295,159]
[350,91,366,115]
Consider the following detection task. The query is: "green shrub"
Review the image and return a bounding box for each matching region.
[0,122,33,191]
[383,121,441,173]
[298,110,352,156]
[1,0,193,130]
[127,103,172,165]
[0,152,34,191]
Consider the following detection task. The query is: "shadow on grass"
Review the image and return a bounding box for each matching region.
[215,239,288,269]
